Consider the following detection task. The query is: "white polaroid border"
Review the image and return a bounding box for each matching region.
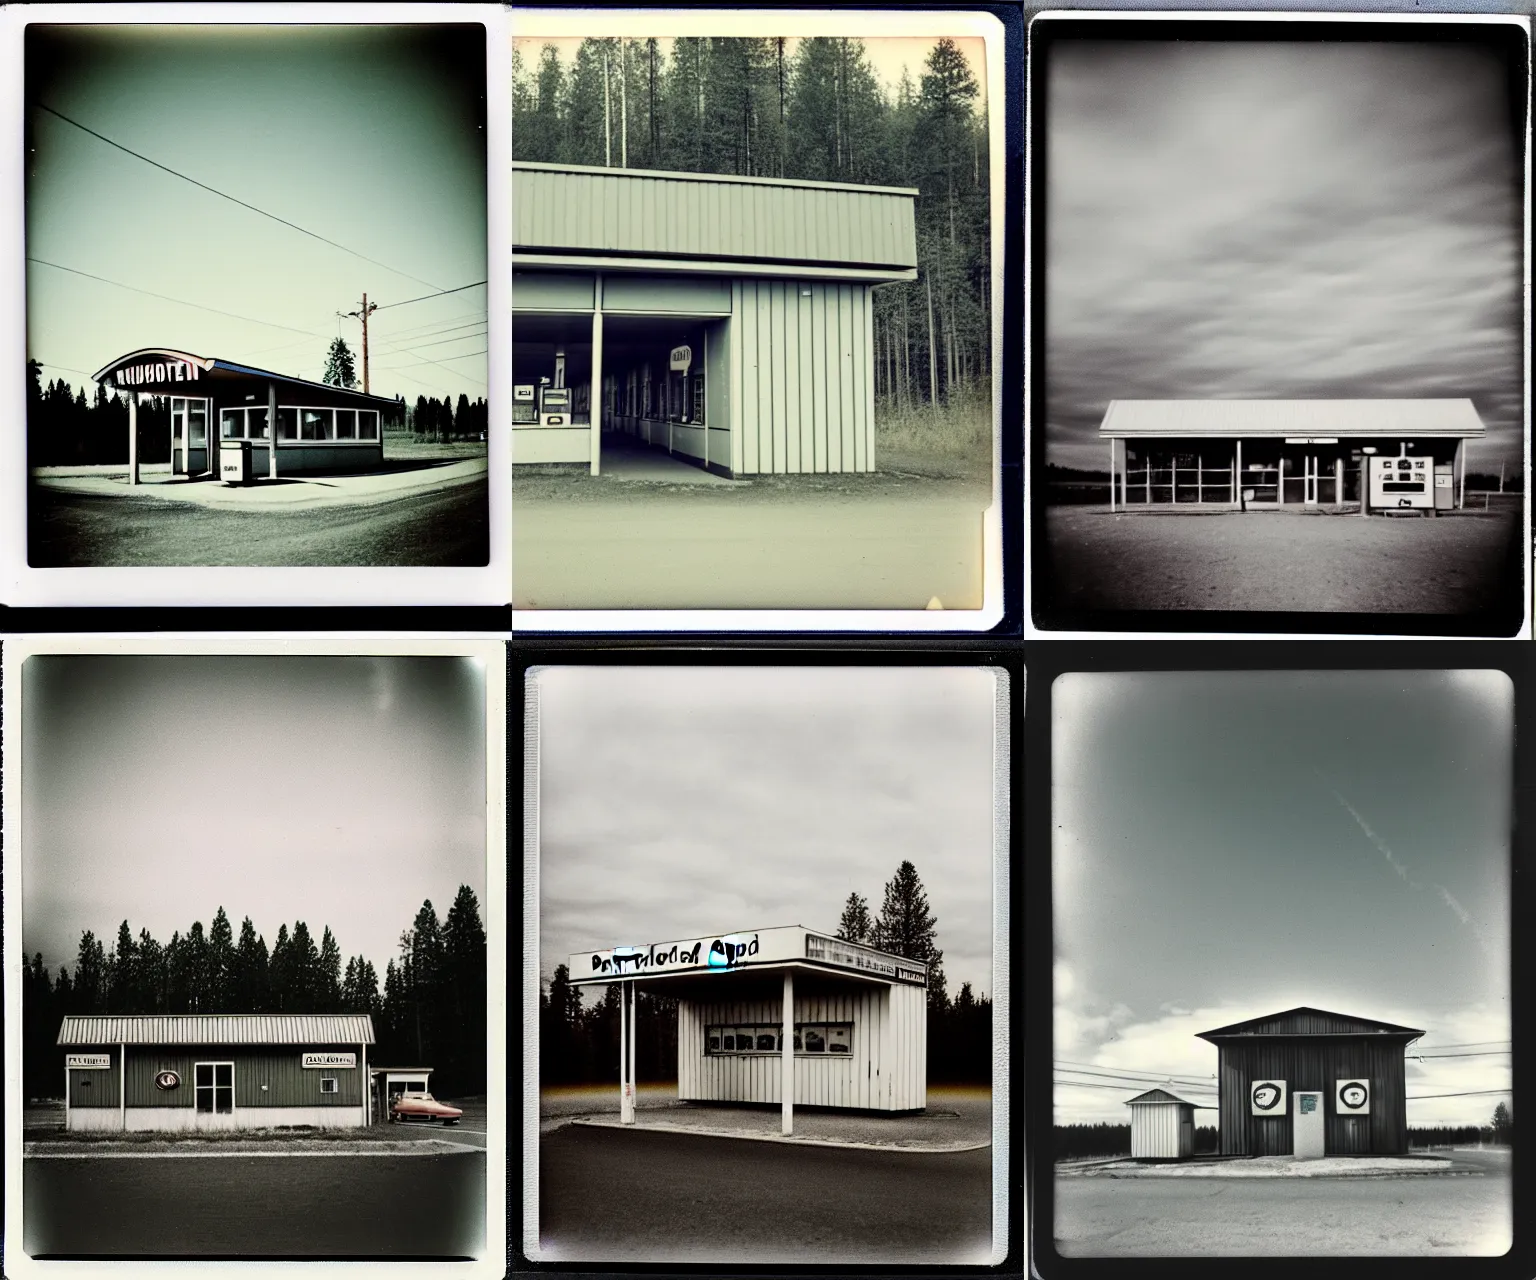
[1,633,508,1279]
[510,8,1007,632]
[0,3,511,607]
[1023,9,1533,640]
[520,662,1013,1265]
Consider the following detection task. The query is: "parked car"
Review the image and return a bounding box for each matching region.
[391,1092,463,1125]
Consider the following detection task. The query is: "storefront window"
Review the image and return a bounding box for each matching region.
[221,409,243,439]
[335,409,357,440]
[189,404,207,445]
[301,409,332,441]
[248,407,268,440]
[802,1025,826,1053]
[278,408,298,440]
[359,410,379,440]
[692,372,705,426]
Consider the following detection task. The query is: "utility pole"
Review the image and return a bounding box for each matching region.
[341,294,379,393]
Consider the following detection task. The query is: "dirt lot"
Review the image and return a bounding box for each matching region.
[1039,505,1523,623]
[1052,1147,1511,1257]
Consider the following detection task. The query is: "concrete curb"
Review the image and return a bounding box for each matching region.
[566,1116,990,1153]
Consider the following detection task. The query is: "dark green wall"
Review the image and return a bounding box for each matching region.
[72,1046,365,1109]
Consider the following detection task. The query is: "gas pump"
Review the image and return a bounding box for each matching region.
[538,383,571,426]
[513,383,537,424]
[1368,453,1434,513]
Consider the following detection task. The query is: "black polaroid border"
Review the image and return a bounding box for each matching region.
[1026,14,1531,637]
[509,0,1024,638]
[1023,639,1535,1280]
[512,645,1025,1278]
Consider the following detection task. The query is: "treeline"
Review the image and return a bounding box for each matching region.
[1410,1126,1512,1147]
[513,36,991,412]
[1055,1123,1220,1161]
[406,393,488,442]
[28,362,166,467]
[22,887,486,1100]
[540,859,992,1087]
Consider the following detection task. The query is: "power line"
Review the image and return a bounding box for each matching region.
[1409,1089,1512,1100]
[1414,1051,1511,1059]
[1055,1065,1218,1090]
[371,327,487,359]
[373,280,487,311]
[36,102,444,291]
[1054,1079,1216,1097]
[1414,1041,1511,1052]
[28,257,322,337]
[1056,1059,1217,1085]
[373,311,488,341]
[376,348,487,373]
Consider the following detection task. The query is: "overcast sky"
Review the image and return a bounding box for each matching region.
[22,655,487,985]
[1054,670,1512,1128]
[1044,39,1524,472]
[535,666,1000,1003]
[512,35,988,111]
[27,24,487,405]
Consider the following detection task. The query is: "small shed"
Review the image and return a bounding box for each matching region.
[1126,1087,1197,1159]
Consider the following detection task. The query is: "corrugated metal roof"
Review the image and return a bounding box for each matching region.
[1196,1006,1424,1040]
[1126,1088,1197,1106]
[1100,399,1486,440]
[58,1015,375,1046]
[513,163,918,272]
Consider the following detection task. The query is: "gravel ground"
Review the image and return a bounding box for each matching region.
[1062,1153,1478,1178]
[1041,505,1522,618]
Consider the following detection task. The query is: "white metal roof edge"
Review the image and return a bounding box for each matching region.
[566,957,916,987]
[514,159,920,198]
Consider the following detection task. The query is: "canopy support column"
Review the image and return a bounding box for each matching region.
[1456,439,1466,509]
[590,273,604,477]
[128,395,139,486]
[1109,439,1116,512]
[619,979,632,1123]
[627,980,637,1123]
[120,1042,126,1131]
[781,969,794,1136]
[268,381,279,480]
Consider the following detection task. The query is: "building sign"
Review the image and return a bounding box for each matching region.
[155,1070,181,1091]
[66,1054,111,1070]
[1336,1079,1370,1115]
[1284,437,1339,445]
[669,345,693,372]
[1251,1079,1287,1115]
[572,926,809,983]
[108,357,206,388]
[302,1052,357,1069]
[804,933,927,985]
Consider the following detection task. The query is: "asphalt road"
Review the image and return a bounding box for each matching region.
[28,480,489,567]
[537,1123,993,1264]
[23,1151,485,1258]
[513,492,987,610]
[1052,1149,1512,1257]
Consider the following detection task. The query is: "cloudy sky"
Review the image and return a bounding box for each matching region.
[22,655,487,983]
[27,24,487,405]
[1044,39,1524,472]
[1054,670,1512,1127]
[535,666,1001,1003]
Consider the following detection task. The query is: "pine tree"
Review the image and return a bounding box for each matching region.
[269,924,292,1012]
[836,892,873,944]
[318,926,343,1012]
[208,907,236,1012]
[108,920,136,1014]
[138,928,166,1012]
[872,860,948,1011]
[323,337,358,390]
[234,916,267,1011]
[73,930,108,1014]
[288,921,320,1014]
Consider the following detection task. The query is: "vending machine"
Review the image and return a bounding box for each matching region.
[1368,455,1433,511]
[513,384,537,425]
[538,385,571,426]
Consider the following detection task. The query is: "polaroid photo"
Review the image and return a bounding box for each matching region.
[510,8,1008,631]
[1,3,511,606]
[1026,12,1531,639]
[1037,660,1521,1269]
[2,635,507,1274]
[521,660,1012,1265]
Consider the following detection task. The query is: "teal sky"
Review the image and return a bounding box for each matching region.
[26,24,487,404]
[1054,670,1512,1125]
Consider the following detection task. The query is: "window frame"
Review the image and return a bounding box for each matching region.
[703,1021,854,1057]
[319,1076,339,1095]
[194,1060,236,1115]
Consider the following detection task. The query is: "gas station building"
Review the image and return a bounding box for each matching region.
[568,926,929,1134]
[1099,399,1486,513]
[513,162,918,477]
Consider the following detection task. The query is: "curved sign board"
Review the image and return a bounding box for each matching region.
[1251,1079,1287,1116]
[66,1054,111,1070]
[1337,1078,1370,1115]
[95,350,214,393]
[669,344,693,372]
[154,1070,181,1091]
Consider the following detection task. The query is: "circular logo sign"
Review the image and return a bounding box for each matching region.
[154,1070,181,1091]
[1252,1083,1282,1111]
[1340,1083,1368,1109]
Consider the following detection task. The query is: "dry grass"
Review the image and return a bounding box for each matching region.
[875,392,993,482]
[382,432,487,461]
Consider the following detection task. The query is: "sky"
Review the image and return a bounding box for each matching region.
[22,655,487,985]
[512,35,989,112]
[535,666,1000,1004]
[1053,670,1512,1128]
[1044,40,1525,472]
[26,24,488,406]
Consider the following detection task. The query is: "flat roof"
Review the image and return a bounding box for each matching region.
[59,1014,376,1046]
[1100,398,1487,440]
[514,160,919,198]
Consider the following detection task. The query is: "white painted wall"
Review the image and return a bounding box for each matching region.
[69,1106,367,1132]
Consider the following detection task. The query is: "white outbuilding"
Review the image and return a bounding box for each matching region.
[1126,1087,1199,1159]
[567,924,928,1135]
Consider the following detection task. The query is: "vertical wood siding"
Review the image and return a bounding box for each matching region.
[1217,1038,1410,1155]
[678,985,919,1111]
[515,167,917,271]
[735,281,874,475]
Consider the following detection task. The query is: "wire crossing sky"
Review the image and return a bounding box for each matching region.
[26,24,488,403]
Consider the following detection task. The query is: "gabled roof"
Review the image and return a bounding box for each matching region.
[58,1014,375,1046]
[1125,1088,1197,1106]
[1099,399,1486,440]
[1195,1006,1425,1042]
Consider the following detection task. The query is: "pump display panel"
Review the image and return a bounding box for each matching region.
[1369,455,1433,509]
